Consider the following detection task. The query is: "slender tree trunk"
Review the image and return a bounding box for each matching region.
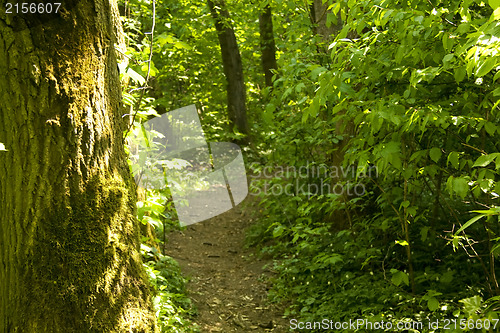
[0,1,157,332]
[207,0,250,140]
[308,2,356,229]
[259,4,278,87]
[310,0,342,40]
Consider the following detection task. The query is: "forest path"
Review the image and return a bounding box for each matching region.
[165,197,289,332]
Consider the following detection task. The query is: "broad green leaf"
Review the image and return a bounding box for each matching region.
[494,71,500,82]
[303,97,320,122]
[142,215,162,228]
[329,2,341,15]
[127,68,146,85]
[443,54,454,66]
[460,296,483,316]
[273,225,285,238]
[453,177,469,198]
[473,153,500,167]
[429,148,442,163]
[491,243,500,256]
[339,82,356,95]
[310,66,327,80]
[476,57,498,77]
[295,83,305,93]
[490,0,500,9]
[428,297,439,311]
[263,103,275,124]
[448,152,459,169]
[454,66,466,83]
[493,7,500,20]
[485,122,497,135]
[156,33,175,47]
[391,270,409,286]
[442,32,452,51]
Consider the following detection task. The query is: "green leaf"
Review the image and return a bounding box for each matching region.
[395,240,409,246]
[443,53,454,63]
[494,71,500,82]
[447,152,459,169]
[493,7,500,20]
[453,177,469,199]
[303,97,320,122]
[455,214,486,235]
[324,254,343,265]
[428,297,439,311]
[473,153,500,167]
[429,148,442,163]
[490,0,500,9]
[420,226,429,242]
[460,296,483,316]
[454,66,467,83]
[310,66,327,80]
[476,57,498,77]
[273,225,285,238]
[391,269,409,286]
[485,122,497,135]
[127,68,146,85]
[142,215,162,228]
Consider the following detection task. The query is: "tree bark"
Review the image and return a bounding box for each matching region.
[259,4,277,87]
[0,1,157,332]
[207,0,250,140]
[310,0,342,41]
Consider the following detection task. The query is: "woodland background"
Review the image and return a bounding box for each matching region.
[1,0,500,332]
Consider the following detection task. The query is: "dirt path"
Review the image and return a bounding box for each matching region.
[165,197,289,332]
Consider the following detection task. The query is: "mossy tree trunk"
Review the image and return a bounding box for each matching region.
[0,1,157,332]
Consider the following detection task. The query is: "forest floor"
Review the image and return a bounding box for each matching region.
[165,196,289,332]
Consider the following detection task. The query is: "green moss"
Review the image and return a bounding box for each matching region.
[23,173,155,332]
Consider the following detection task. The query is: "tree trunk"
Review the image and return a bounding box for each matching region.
[0,1,157,332]
[308,1,355,229]
[310,0,342,41]
[207,0,250,140]
[259,4,278,88]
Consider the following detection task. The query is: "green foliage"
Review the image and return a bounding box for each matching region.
[119,1,209,330]
[127,127,198,331]
[247,0,500,330]
[142,245,198,333]
[120,0,500,330]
